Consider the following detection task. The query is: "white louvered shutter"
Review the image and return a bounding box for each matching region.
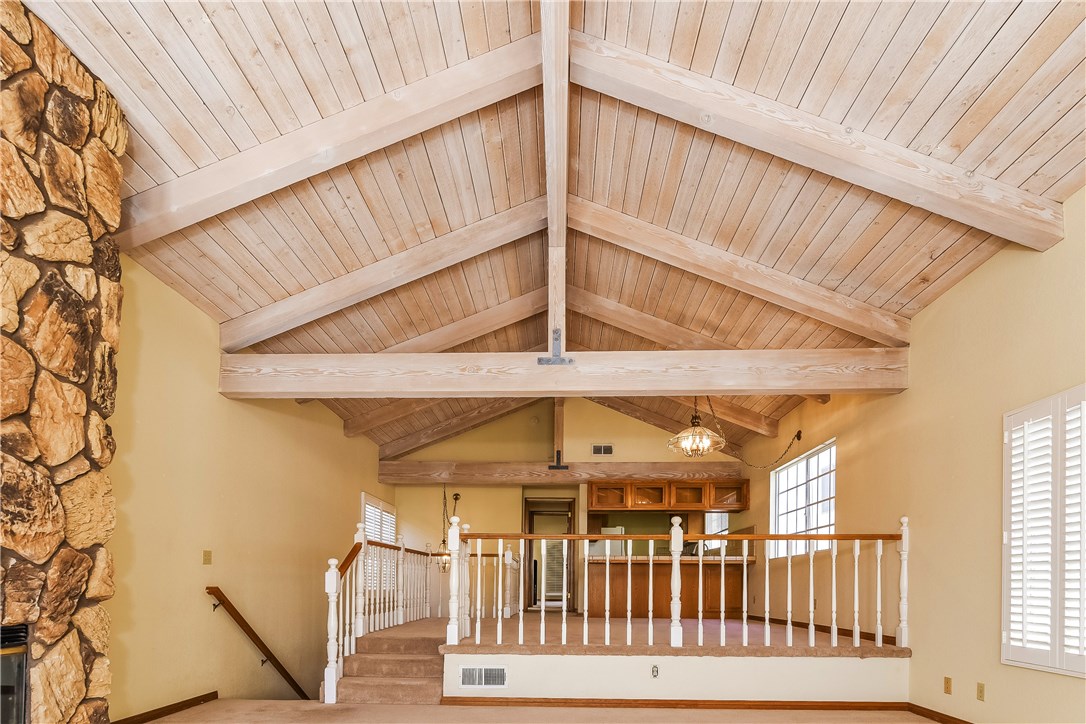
[365,503,384,542]
[1003,385,1086,676]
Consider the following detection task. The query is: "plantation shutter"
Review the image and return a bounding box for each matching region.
[1003,385,1085,676]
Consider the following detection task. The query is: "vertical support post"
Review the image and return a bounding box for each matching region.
[497,539,504,645]
[853,539,861,647]
[324,559,339,704]
[396,536,406,625]
[669,516,684,648]
[786,539,793,647]
[897,517,910,647]
[831,540,839,647]
[582,539,589,645]
[562,539,569,645]
[876,538,884,647]
[697,542,704,647]
[742,539,749,647]
[626,538,632,646]
[504,544,513,618]
[446,516,461,646]
[425,544,432,619]
[648,539,655,646]
[461,524,471,639]
[475,538,483,644]
[518,538,525,645]
[604,538,611,646]
[764,540,771,646]
[808,544,816,647]
[354,524,366,639]
[719,541,726,646]
[540,538,547,644]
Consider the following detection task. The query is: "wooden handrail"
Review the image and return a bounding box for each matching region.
[338,540,432,576]
[205,587,309,700]
[461,533,902,541]
[338,543,363,576]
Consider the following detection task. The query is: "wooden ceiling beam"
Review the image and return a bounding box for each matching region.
[569,31,1062,252]
[219,348,908,399]
[378,460,744,486]
[567,286,828,404]
[666,396,777,439]
[113,34,543,250]
[586,397,688,435]
[379,397,542,460]
[568,197,910,347]
[219,198,547,351]
[570,32,1061,252]
[345,398,447,438]
[542,0,570,355]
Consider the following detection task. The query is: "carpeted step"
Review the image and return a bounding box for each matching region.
[354,635,444,655]
[336,675,443,704]
[343,652,443,678]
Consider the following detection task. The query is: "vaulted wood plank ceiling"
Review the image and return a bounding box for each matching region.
[31,0,1086,459]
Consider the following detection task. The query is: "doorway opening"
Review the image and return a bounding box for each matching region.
[523,497,575,611]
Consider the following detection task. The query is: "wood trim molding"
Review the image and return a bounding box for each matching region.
[378,460,743,485]
[568,197,911,347]
[906,703,973,724]
[114,34,543,249]
[218,198,547,351]
[442,697,912,711]
[569,31,1062,252]
[219,348,909,399]
[112,692,219,724]
[379,397,542,459]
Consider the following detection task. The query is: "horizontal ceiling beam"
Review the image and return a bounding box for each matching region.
[568,197,910,347]
[219,348,908,398]
[567,286,828,404]
[379,397,542,459]
[569,31,1062,252]
[378,460,744,485]
[219,198,547,351]
[115,34,543,250]
[667,396,778,438]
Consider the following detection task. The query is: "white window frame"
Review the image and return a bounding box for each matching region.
[703,512,730,551]
[361,493,397,545]
[769,439,837,558]
[1002,384,1085,678]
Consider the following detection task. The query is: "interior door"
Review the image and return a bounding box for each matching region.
[527,508,572,609]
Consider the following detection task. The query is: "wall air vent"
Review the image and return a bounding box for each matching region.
[592,444,614,456]
[460,666,508,688]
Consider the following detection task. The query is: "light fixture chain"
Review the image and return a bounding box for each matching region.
[706,395,801,469]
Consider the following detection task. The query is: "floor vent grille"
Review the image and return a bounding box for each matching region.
[460,666,507,688]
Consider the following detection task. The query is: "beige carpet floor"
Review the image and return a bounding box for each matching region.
[160,699,932,723]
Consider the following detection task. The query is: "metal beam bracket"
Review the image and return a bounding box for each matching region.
[537,328,575,365]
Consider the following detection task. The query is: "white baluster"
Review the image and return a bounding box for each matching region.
[540,538,547,644]
[764,540,771,646]
[647,539,654,646]
[719,541,726,646]
[697,542,704,647]
[626,539,633,646]
[518,538,525,645]
[504,544,513,619]
[786,539,793,647]
[493,555,499,619]
[562,539,569,645]
[853,540,861,647]
[397,536,406,625]
[897,517,909,648]
[670,516,683,648]
[425,544,432,619]
[582,539,589,645]
[337,563,346,673]
[497,539,504,645]
[604,538,611,646]
[742,540,749,647]
[831,540,838,647]
[324,559,339,704]
[876,539,884,647]
[445,517,460,645]
[461,524,471,639]
[475,538,483,644]
[808,543,816,648]
[354,525,366,638]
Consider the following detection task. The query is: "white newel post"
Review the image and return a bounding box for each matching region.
[396,535,406,625]
[323,558,339,704]
[446,516,461,645]
[669,516,684,648]
[897,516,910,647]
[503,544,513,618]
[354,524,367,638]
[425,544,433,618]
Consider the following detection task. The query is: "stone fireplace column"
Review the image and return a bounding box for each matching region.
[1,3,127,722]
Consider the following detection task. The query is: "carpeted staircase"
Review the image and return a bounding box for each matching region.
[337,633,445,704]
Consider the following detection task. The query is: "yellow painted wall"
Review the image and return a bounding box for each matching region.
[107,257,388,717]
[735,188,1086,723]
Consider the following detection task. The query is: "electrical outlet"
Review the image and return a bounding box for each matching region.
[976,683,985,701]
[944,677,952,695]
[202,550,213,565]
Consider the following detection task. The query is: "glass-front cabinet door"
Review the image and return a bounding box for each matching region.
[630,483,668,509]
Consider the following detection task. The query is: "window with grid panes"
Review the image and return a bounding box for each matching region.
[1003,385,1084,677]
[769,440,836,558]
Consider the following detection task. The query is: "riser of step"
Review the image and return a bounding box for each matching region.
[355,636,444,655]
[336,677,442,705]
[343,653,443,678]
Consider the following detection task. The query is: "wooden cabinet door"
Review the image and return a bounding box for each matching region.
[670,482,708,509]
[589,482,629,509]
[709,481,750,511]
[630,483,668,509]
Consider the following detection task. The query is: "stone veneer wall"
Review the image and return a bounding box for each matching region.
[1,2,126,722]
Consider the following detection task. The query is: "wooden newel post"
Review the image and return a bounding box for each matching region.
[354,524,366,638]
[669,515,684,647]
[323,558,339,703]
[897,516,910,647]
[503,544,514,618]
[396,535,406,625]
[446,516,461,645]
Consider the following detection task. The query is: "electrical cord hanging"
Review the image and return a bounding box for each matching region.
[706,396,802,469]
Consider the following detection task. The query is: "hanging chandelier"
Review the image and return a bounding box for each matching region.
[436,488,460,573]
[667,396,727,458]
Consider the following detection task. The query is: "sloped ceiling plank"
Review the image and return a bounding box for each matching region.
[113,33,544,249]
[569,30,1063,251]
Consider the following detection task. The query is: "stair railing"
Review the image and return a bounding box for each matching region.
[323,523,434,704]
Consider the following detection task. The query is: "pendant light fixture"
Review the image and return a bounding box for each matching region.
[436,487,460,573]
[667,396,727,458]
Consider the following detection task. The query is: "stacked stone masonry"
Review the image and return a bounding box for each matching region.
[1,2,125,722]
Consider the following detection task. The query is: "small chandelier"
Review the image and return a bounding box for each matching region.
[667,396,726,458]
[436,489,460,573]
